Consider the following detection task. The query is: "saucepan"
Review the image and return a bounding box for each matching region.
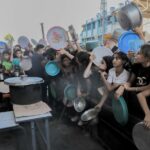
[117,2,143,30]
[73,96,86,112]
[81,108,99,122]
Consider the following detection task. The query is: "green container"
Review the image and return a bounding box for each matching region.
[112,96,128,125]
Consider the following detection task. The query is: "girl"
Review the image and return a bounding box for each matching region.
[76,53,113,125]
[95,51,130,110]
[124,44,150,128]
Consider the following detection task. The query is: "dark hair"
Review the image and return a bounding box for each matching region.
[114,51,132,72]
[140,44,150,59]
[60,54,71,63]
[44,48,56,60]
[76,51,90,67]
[14,48,22,53]
[34,44,44,52]
[103,55,113,73]
[2,50,10,55]
[14,44,21,50]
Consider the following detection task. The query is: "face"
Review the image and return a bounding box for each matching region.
[3,54,10,60]
[113,54,123,68]
[38,48,44,55]
[16,51,22,58]
[62,57,71,67]
[134,51,147,64]
[99,59,107,71]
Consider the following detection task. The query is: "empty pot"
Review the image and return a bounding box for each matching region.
[117,2,143,30]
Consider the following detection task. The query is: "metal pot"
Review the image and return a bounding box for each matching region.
[81,108,99,122]
[4,77,43,105]
[73,97,86,112]
[117,2,143,30]
[132,122,150,150]
[10,84,42,105]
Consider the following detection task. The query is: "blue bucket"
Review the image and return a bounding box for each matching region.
[118,31,144,54]
[45,61,60,76]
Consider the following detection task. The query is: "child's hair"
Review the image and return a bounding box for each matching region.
[34,44,44,52]
[75,51,90,67]
[140,44,150,59]
[2,50,10,56]
[44,48,56,60]
[103,56,113,73]
[114,51,132,72]
[61,54,71,61]
[14,48,22,53]
[13,45,21,50]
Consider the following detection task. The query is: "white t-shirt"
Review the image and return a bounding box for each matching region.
[107,68,129,84]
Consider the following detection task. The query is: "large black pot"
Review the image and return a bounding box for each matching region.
[10,84,42,105]
[5,76,43,105]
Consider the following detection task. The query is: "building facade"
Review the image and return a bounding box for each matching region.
[80,3,124,50]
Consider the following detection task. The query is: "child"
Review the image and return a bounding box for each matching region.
[76,53,113,125]
[124,44,150,128]
[95,51,130,110]
[2,50,13,78]
[137,89,150,128]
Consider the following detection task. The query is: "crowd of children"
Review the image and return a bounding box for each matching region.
[0,28,150,129]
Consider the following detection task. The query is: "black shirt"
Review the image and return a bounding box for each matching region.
[132,63,150,87]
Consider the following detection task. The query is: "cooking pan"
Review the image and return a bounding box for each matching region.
[132,122,150,150]
[117,2,143,30]
[73,97,86,112]
[81,108,99,122]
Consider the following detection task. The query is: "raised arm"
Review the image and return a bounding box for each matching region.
[83,54,95,78]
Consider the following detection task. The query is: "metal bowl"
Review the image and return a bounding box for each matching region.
[117,2,142,30]
[73,97,86,112]
[81,108,99,122]
[132,122,150,150]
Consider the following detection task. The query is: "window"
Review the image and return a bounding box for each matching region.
[87,23,91,30]
[93,22,95,29]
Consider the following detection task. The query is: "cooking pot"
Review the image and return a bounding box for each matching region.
[132,122,150,150]
[81,108,99,122]
[73,97,86,112]
[117,2,143,30]
[4,77,44,105]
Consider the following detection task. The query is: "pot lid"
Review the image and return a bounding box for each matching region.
[112,96,128,125]
[92,46,113,66]
[132,122,150,150]
[4,77,43,86]
[18,36,30,49]
[47,26,68,50]
[31,38,38,46]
